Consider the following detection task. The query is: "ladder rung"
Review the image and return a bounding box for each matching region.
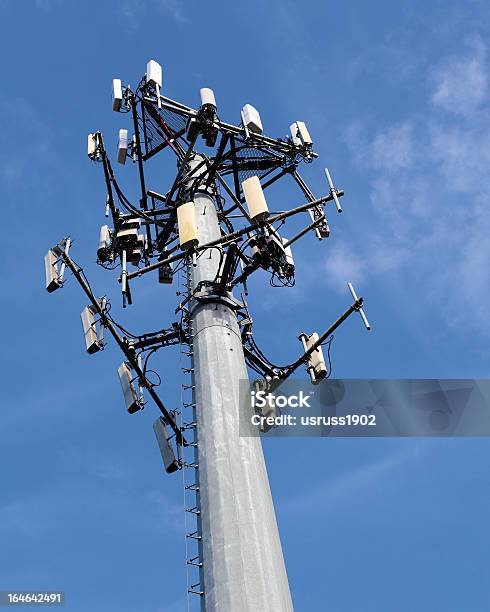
[185,483,199,491]
[185,507,201,515]
[188,588,204,597]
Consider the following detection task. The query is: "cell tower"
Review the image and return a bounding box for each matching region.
[45,60,370,611]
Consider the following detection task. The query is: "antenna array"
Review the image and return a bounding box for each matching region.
[45,58,370,609]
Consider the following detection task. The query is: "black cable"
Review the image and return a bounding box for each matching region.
[320,335,334,379]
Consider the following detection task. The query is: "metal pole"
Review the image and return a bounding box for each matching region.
[187,157,294,611]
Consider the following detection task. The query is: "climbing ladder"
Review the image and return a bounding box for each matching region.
[179,260,205,611]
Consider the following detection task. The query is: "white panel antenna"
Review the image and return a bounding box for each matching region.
[117,361,140,413]
[117,129,128,165]
[44,249,61,293]
[80,305,102,354]
[146,59,162,108]
[112,78,123,112]
[290,121,312,147]
[153,417,180,473]
[87,132,102,160]
[299,332,328,384]
[44,238,70,292]
[241,104,263,136]
[97,225,112,262]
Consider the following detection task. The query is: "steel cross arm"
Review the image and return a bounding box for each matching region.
[130,95,152,252]
[215,171,251,222]
[101,159,118,226]
[155,138,205,250]
[205,132,230,188]
[280,297,364,381]
[129,329,186,350]
[126,191,341,281]
[222,166,286,215]
[142,127,187,161]
[157,94,197,116]
[218,119,319,156]
[144,91,319,160]
[143,100,186,160]
[229,261,260,290]
[243,346,278,379]
[282,212,336,249]
[292,169,331,239]
[60,251,187,446]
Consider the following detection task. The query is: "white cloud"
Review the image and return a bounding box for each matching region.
[156,0,186,23]
[346,121,415,174]
[121,0,186,29]
[335,38,490,337]
[324,243,367,290]
[370,122,415,173]
[431,37,487,117]
[122,0,145,29]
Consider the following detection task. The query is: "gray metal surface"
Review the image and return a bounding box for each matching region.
[188,159,293,611]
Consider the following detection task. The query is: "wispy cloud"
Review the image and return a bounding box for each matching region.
[121,0,186,30]
[431,36,487,117]
[360,122,415,173]
[121,0,145,30]
[156,0,186,23]
[330,37,490,337]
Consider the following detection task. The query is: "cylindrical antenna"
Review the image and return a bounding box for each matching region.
[347,282,371,330]
[324,167,342,213]
[137,353,144,405]
[121,249,128,308]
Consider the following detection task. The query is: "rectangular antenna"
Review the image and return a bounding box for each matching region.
[290,121,312,147]
[242,104,263,135]
[44,250,61,293]
[158,251,173,284]
[146,59,162,108]
[97,225,112,262]
[117,129,128,165]
[117,362,140,413]
[153,416,180,473]
[299,332,327,383]
[80,305,102,354]
[112,79,123,112]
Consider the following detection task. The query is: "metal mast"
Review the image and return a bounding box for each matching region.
[45,60,370,611]
[187,157,293,610]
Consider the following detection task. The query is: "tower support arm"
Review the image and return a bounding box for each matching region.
[59,250,186,446]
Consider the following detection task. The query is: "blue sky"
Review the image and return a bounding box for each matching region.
[1,1,490,610]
